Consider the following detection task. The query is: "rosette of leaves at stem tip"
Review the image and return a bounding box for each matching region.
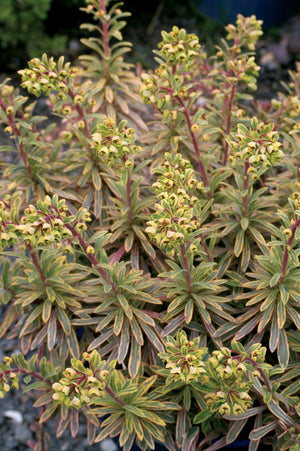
[15,194,91,248]
[88,369,179,450]
[91,118,141,167]
[18,53,76,100]
[79,259,164,378]
[229,117,283,169]
[234,203,300,368]
[145,152,202,255]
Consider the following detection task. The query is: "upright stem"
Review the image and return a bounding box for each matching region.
[180,244,193,295]
[94,373,126,407]
[100,0,110,59]
[175,95,210,191]
[222,83,236,166]
[126,167,133,224]
[242,161,250,217]
[199,233,212,262]
[280,217,300,283]
[68,88,91,143]
[64,223,119,294]
[27,243,47,284]
[0,100,33,179]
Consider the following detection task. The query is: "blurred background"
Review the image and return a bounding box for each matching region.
[1,0,300,99]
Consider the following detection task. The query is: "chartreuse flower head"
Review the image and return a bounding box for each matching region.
[158,330,207,384]
[230,117,283,169]
[92,118,141,167]
[52,350,109,409]
[225,14,263,51]
[145,152,202,255]
[18,53,76,99]
[0,191,21,251]
[15,194,91,247]
[157,26,201,66]
[0,357,19,398]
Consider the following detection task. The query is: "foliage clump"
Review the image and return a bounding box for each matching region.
[2,1,300,450]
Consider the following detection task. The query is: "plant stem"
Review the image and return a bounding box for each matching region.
[175,95,210,190]
[26,243,47,284]
[100,0,109,59]
[280,217,300,283]
[242,161,250,217]
[0,100,33,179]
[222,83,236,166]
[1,367,51,384]
[180,244,192,295]
[64,223,119,294]
[199,233,212,262]
[94,373,126,407]
[126,167,133,224]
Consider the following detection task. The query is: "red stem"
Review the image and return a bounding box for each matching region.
[1,368,50,384]
[26,243,47,284]
[242,161,250,217]
[199,233,212,262]
[0,100,33,179]
[222,83,236,166]
[64,223,119,294]
[175,95,210,189]
[280,217,300,283]
[100,0,110,59]
[180,244,193,295]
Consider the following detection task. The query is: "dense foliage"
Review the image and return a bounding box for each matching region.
[2,1,300,450]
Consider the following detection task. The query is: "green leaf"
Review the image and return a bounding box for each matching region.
[184,298,193,324]
[39,402,58,423]
[128,339,141,378]
[56,307,71,335]
[193,409,214,423]
[279,284,289,305]
[249,421,277,440]
[226,419,248,444]
[117,294,133,320]
[278,328,289,369]
[267,399,295,427]
[269,312,279,352]
[263,391,272,403]
[269,273,282,288]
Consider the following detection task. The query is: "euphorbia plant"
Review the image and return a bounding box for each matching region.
[2,1,300,450]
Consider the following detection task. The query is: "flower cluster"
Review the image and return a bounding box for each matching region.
[52,351,108,409]
[145,152,201,254]
[157,26,201,66]
[0,357,19,398]
[0,193,20,252]
[140,28,201,109]
[158,331,207,384]
[19,54,76,99]
[92,118,141,167]
[15,195,91,247]
[204,347,254,416]
[225,14,263,51]
[161,333,269,418]
[230,117,283,169]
